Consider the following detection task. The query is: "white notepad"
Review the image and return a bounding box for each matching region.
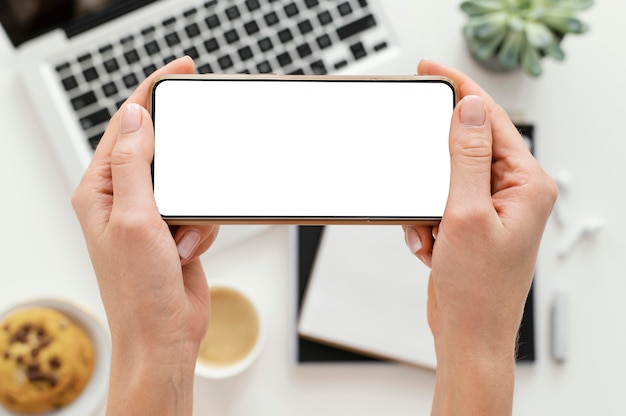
[297,225,436,369]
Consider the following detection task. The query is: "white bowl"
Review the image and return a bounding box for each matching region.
[0,298,110,416]
[195,283,265,379]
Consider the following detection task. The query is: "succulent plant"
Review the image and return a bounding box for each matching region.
[461,0,593,76]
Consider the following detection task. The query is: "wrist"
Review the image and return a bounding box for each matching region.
[106,338,199,416]
[431,333,516,416]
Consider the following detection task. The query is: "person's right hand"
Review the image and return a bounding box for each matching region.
[72,57,218,416]
[403,60,557,415]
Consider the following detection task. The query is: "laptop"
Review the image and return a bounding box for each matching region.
[0,0,421,250]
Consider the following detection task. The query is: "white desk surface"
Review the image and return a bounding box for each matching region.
[1,2,626,415]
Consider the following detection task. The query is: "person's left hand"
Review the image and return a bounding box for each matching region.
[72,56,217,414]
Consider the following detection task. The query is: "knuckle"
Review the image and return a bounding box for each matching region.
[452,130,492,161]
[444,200,492,229]
[110,143,136,168]
[108,210,152,235]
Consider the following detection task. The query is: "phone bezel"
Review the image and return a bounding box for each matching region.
[149,74,458,225]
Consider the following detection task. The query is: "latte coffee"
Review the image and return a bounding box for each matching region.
[198,286,260,368]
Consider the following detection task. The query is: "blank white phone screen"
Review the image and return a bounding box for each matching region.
[152,78,454,220]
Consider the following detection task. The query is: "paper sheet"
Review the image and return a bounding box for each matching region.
[298,225,436,369]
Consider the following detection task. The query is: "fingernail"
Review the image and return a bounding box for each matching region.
[120,103,142,134]
[177,230,201,260]
[459,95,486,127]
[404,227,422,254]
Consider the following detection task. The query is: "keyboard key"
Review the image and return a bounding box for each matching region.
[224,29,239,44]
[284,3,299,17]
[163,55,176,65]
[337,14,376,40]
[122,73,139,88]
[61,76,78,91]
[218,55,234,70]
[120,35,134,45]
[374,41,388,51]
[83,67,99,82]
[185,23,201,38]
[162,17,176,26]
[55,62,70,73]
[88,133,103,150]
[80,108,111,130]
[350,41,367,60]
[316,34,332,49]
[124,49,140,64]
[165,32,181,47]
[310,60,327,75]
[257,61,272,73]
[245,0,260,11]
[206,14,220,29]
[296,43,312,58]
[298,19,313,35]
[71,91,98,110]
[278,28,293,43]
[318,11,332,25]
[145,40,161,55]
[334,59,348,69]
[238,46,254,61]
[183,8,197,17]
[141,26,155,36]
[103,58,119,74]
[204,38,219,53]
[197,63,213,73]
[258,37,273,52]
[143,64,158,77]
[225,5,241,20]
[184,46,200,60]
[102,81,118,97]
[244,20,259,35]
[338,2,353,16]
[77,53,92,63]
[277,52,292,67]
[99,44,113,54]
[264,12,279,26]
[358,0,368,7]
[305,0,319,9]
[289,68,305,75]
[204,0,217,8]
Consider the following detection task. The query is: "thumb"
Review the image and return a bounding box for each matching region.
[446,95,493,209]
[110,103,157,214]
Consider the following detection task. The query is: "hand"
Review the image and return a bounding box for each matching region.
[72,57,218,415]
[403,60,557,415]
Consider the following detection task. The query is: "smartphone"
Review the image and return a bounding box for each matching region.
[150,74,457,225]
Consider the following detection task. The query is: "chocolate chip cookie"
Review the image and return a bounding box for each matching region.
[0,307,95,413]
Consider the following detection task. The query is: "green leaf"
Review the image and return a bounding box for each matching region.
[497,29,525,69]
[543,40,565,60]
[525,20,555,48]
[464,12,508,40]
[521,41,543,76]
[470,29,507,60]
[551,0,594,11]
[460,0,506,16]
[540,13,589,34]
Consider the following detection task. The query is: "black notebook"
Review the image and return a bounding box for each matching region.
[296,124,536,364]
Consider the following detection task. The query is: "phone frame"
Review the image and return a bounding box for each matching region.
[149,74,458,225]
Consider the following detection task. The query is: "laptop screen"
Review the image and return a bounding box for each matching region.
[0,0,157,47]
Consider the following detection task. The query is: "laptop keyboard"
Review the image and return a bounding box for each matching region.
[53,0,391,151]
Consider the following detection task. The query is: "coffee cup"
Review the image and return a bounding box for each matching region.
[195,284,264,379]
